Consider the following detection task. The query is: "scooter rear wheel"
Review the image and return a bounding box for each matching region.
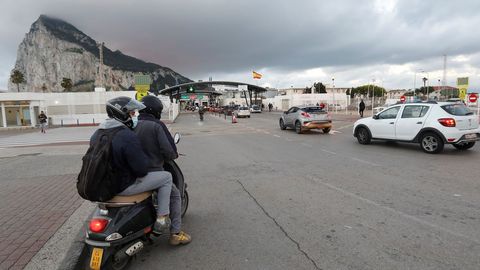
[181,190,189,218]
[105,255,132,270]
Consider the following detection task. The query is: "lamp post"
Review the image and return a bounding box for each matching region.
[371,79,376,116]
[332,77,336,112]
[422,77,428,100]
[421,71,429,100]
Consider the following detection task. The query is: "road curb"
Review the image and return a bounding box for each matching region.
[24,201,95,270]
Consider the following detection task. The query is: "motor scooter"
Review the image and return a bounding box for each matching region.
[83,133,188,270]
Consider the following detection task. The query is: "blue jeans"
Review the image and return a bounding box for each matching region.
[119,171,172,216]
[170,185,182,234]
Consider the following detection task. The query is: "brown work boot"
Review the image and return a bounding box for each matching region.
[169,231,191,246]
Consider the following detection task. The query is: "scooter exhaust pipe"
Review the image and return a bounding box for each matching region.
[114,241,144,262]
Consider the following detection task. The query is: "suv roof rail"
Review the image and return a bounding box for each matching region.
[395,101,438,105]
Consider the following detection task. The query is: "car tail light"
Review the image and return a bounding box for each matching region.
[438,118,456,127]
[301,112,311,118]
[89,218,109,233]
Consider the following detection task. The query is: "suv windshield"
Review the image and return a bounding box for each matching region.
[303,107,325,113]
[441,104,473,116]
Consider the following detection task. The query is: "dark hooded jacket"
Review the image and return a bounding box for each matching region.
[90,118,149,194]
[134,113,178,171]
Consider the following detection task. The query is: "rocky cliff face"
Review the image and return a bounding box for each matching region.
[9,15,191,92]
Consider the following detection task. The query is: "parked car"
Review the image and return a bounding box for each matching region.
[328,104,343,110]
[250,105,262,113]
[234,106,251,118]
[279,106,332,134]
[353,101,480,154]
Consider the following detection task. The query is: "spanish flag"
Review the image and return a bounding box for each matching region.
[253,71,262,79]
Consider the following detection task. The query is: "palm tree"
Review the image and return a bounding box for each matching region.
[10,70,25,92]
[61,78,73,91]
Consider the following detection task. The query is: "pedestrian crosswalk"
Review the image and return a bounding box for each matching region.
[0,126,97,148]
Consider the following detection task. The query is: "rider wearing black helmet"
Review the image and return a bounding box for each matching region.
[135,95,191,245]
[91,96,173,233]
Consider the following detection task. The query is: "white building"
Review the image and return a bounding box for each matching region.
[0,91,177,128]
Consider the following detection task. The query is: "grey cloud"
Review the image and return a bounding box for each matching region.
[1,0,480,90]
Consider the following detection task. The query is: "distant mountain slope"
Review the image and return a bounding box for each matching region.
[9,15,191,92]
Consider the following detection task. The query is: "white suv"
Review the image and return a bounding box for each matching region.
[353,101,480,153]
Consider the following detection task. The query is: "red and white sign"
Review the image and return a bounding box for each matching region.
[189,94,197,100]
[468,93,478,103]
[400,95,406,102]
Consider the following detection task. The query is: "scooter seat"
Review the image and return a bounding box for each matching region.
[107,191,153,204]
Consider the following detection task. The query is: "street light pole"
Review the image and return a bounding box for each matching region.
[332,78,336,113]
[371,79,375,116]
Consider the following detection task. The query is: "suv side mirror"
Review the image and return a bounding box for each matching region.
[283,111,288,114]
[372,115,379,120]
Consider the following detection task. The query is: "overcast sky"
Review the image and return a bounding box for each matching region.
[1,0,480,91]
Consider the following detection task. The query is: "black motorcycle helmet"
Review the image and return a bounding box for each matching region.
[140,95,163,119]
[106,96,146,128]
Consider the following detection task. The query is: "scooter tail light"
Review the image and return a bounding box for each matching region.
[89,218,109,233]
[438,118,456,127]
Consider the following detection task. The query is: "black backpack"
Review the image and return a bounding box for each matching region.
[77,127,123,202]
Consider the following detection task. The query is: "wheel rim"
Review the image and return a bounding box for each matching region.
[358,129,367,142]
[280,120,284,128]
[422,136,438,152]
[295,122,301,132]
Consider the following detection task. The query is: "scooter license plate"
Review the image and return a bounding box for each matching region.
[90,248,103,270]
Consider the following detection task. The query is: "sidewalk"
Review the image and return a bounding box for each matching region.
[0,174,83,269]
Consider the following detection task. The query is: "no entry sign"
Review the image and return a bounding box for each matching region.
[468,93,478,103]
[400,95,406,102]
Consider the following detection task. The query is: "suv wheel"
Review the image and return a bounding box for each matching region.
[356,127,371,145]
[279,119,286,130]
[420,132,444,154]
[453,141,475,150]
[322,127,331,134]
[295,121,303,134]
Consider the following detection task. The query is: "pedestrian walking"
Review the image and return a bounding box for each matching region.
[359,99,365,118]
[38,111,48,133]
[268,103,273,112]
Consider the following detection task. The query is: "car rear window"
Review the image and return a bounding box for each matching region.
[240,107,249,110]
[303,107,326,113]
[441,104,473,116]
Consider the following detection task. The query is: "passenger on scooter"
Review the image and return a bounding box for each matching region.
[92,96,173,234]
[136,95,192,245]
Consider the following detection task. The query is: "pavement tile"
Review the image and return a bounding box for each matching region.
[0,174,83,269]
[0,259,15,269]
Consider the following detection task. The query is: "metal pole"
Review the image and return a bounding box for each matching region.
[332,78,336,113]
[371,79,375,116]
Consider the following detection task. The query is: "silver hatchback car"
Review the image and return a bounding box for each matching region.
[279,106,332,134]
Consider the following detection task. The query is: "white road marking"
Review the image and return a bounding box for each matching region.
[453,194,462,197]
[273,134,281,138]
[330,130,342,134]
[301,143,312,147]
[306,175,480,245]
[351,157,380,166]
[321,149,337,155]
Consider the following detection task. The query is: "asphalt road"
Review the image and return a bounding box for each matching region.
[128,111,480,270]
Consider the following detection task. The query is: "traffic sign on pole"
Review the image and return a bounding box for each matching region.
[400,95,406,103]
[468,93,477,103]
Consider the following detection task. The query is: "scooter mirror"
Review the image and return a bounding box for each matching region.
[174,133,181,144]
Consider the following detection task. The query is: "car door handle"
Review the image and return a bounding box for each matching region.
[389,122,394,124]
[416,122,423,124]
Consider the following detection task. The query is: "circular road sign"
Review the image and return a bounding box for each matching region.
[468,93,478,103]
[400,95,406,102]
[189,94,197,100]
